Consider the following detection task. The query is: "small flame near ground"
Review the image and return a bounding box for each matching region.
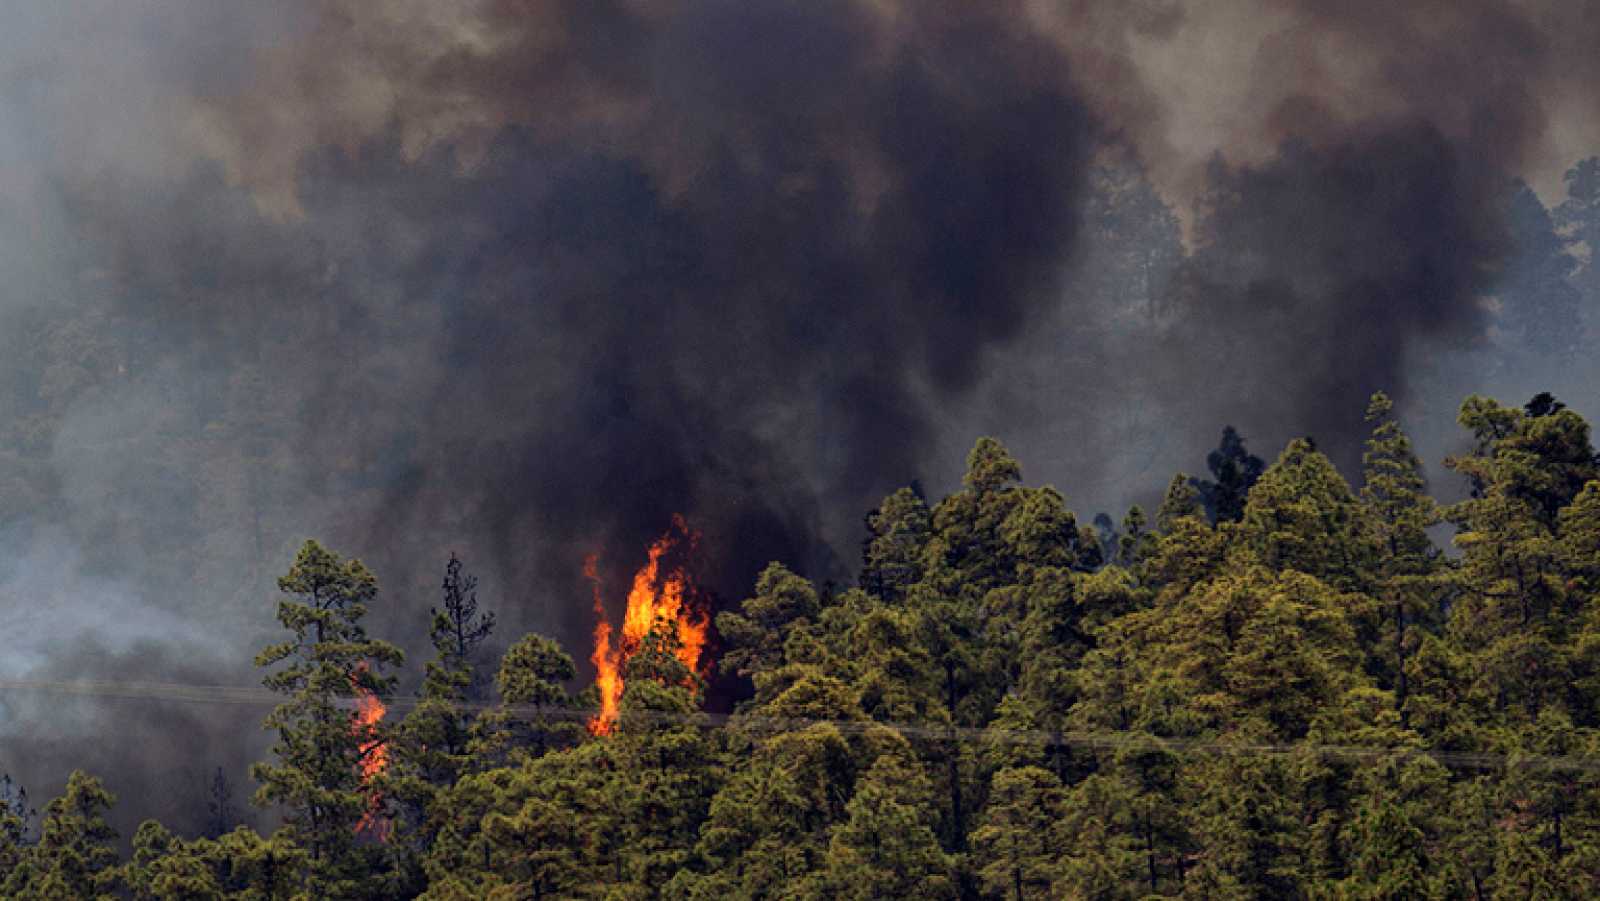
[350,662,390,840]
[587,515,710,736]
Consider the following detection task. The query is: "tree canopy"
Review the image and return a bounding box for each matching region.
[8,391,1600,898]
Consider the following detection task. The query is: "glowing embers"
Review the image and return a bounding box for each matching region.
[587,515,710,736]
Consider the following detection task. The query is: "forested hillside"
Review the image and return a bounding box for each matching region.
[7,389,1600,898]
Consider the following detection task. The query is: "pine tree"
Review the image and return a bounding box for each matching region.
[1191,426,1265,524]
[121,820,225,900]
[430,553,496,700]
[1361,392,1443,720]
[0,773,34,877]
[1336,754,1451,899]
[861,486,932,603]
[970,767,1066,899]
[392,553,498,814]
[1053,757,1171,897]
[1555,158,1600,312]
[1445,397,1596,728]
[1179,752,1306,897]
[1499,181,1582,356]
[1147,473,1226,594]
[821,751,954,900]
[1236,438,1375,592]
[201,767,238,840]
[483,632,579,758]
[595,625,720,895]
[682,677,882,899]
[1157,472,1203,531]
[3,770,120,900]
[715,562,824,700]
[251,539,404,895]
[423,743,616,899]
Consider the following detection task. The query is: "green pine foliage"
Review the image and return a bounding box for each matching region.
[14,392,1600,897]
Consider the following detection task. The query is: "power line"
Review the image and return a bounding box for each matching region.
[3,677,1598,774]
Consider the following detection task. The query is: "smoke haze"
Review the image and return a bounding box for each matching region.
[1,0,1598,833]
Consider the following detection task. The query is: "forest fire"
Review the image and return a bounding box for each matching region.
[587,515,710,736]
[350,664,390,840]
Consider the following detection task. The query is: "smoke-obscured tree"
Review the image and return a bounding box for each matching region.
[1499,181,1583,356]
[431,553,496,702]
[250,539,404,896]
[1556,157,1600,312]
[200,767,237,841]
[0,778,31,889]
[1190,426,1265,524]
[1113,505,1156,570]
[1092,511,1118,565]
[390,553,499,872]
[1080,161,1184,322]
[0,773,34,874]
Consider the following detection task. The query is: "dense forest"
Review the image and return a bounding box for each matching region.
[7,387,1600,898]
[8,1,1600,894]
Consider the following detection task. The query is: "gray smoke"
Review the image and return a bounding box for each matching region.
[0,0,1597,836]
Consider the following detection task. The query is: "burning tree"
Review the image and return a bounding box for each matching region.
[587,515,711,736]
[252,539,404,893]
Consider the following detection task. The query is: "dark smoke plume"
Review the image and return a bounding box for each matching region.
[1122,0,1600,473]
[1148,122,1508,472]
[1,0,1598,836]
[4,0,1104,831]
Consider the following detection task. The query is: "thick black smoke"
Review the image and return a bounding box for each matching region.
[155,0,1098,624]
[4,1,1102,831]
[1,0,1597,837]
[1148,122,1507,472]
[1120,0,1599,474]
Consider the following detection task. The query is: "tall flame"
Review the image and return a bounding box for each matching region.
[350,663,390,840]
[588,515,710,736]
[586,553,622,736]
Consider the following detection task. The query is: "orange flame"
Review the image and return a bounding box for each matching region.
[350,663,390,840]
[586,553,622,736]
[587,515,710,736]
